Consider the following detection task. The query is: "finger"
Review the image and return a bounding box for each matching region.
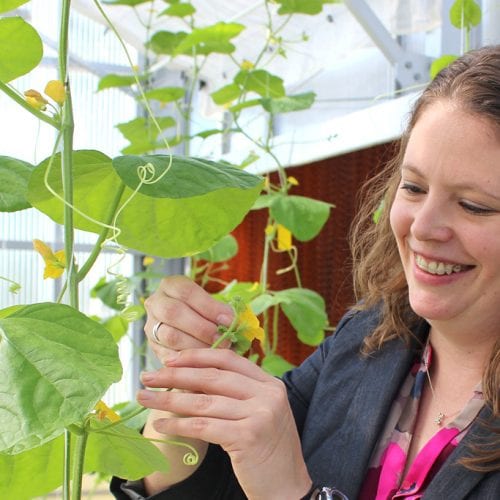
[140,363,269,400]
[145,318,210,350]
[151,275,234,326]
[166,348,270,382]
[146,295,225,347]
[137,389,248,420]
[151,415,243,450]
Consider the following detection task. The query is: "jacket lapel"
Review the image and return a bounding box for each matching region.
[332,321,429,497]
[424,405,498,499]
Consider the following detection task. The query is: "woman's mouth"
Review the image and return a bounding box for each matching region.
[415,254,473,276]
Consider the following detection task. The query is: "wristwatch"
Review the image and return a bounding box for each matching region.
[307,486,349,500]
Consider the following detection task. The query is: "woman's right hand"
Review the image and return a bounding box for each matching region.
[143,275,234,364]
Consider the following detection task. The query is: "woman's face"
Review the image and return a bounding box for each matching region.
[390,100,500,337]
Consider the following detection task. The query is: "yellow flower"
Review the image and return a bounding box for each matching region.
[237,305,265,343]
[287,176,299,186]
[44,80,66,105]
[240,59,254,70]
[277,224,292,251]
[24,89,48,110]
[265,224,275,236]
[142,255,155,266]
[33,239,66,279]
[94,400,121,422]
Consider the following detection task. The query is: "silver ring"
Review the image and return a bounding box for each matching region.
[152,321,163,344]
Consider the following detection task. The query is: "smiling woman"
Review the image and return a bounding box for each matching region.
[109,46,500,500]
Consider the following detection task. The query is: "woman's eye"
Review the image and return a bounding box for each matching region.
[400,182,424,195]
[459,201,495,215]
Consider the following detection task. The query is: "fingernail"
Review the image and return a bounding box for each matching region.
[137,389,153,401]
[140,371,154,383]
[216,313,232,326]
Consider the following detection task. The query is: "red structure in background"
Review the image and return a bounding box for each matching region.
[205,141,397,366]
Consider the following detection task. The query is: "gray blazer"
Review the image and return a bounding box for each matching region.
[286,307,499,499]
[112,306,500,499]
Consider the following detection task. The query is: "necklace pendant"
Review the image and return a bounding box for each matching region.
[435,412,445,426]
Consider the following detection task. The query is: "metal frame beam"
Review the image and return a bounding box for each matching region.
[344,0,432,90]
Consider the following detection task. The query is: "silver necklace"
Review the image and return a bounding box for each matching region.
[424,367,461,426]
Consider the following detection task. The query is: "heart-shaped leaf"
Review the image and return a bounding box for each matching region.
[270,195,332,241]
[0,0,30,14]
[274,288,328,345]
[85,419,169,479]
[0,156,34,212]
[0,303,122,454]
[0,436,64,499]
[28,150,263,258]
[0,17,43,82]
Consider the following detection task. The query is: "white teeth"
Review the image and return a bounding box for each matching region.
[415,255,464,275]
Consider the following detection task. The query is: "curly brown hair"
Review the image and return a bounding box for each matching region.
[349,45,500,472]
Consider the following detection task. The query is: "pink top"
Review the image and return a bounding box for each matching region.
[359,343,484,499]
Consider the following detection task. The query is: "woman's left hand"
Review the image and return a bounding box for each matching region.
[137,348,312,500]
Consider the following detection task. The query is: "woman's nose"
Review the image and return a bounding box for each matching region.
[410,195,453,242]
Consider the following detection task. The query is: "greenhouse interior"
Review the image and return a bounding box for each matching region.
[1,0,500,499]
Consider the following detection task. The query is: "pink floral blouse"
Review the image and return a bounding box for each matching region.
[359,343,484,499]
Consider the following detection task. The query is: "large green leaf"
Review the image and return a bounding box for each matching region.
[0,17,43,82]
[275,0,336,15]
[0,156,34,212]
[261,92,316,114]
[148,30,188,55]
[270,195,331,241]
[86,420,169,479]
[0,436,64,499]
[0,0,29,13]
[113,154,260,198]
[28,150,263,258]
[274,288,328,346]
[0,303,122,454]
[450,0,482,29]
[235,69,285,98]
[0,419,169,498]
[173,22,245,56]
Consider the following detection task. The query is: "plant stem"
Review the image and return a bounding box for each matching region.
[271,303,279,353]
[211,312,239,349]
[0,81,60,129]
[63,430,71,500]
[59,0,78,308]
[70,431,88,500]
